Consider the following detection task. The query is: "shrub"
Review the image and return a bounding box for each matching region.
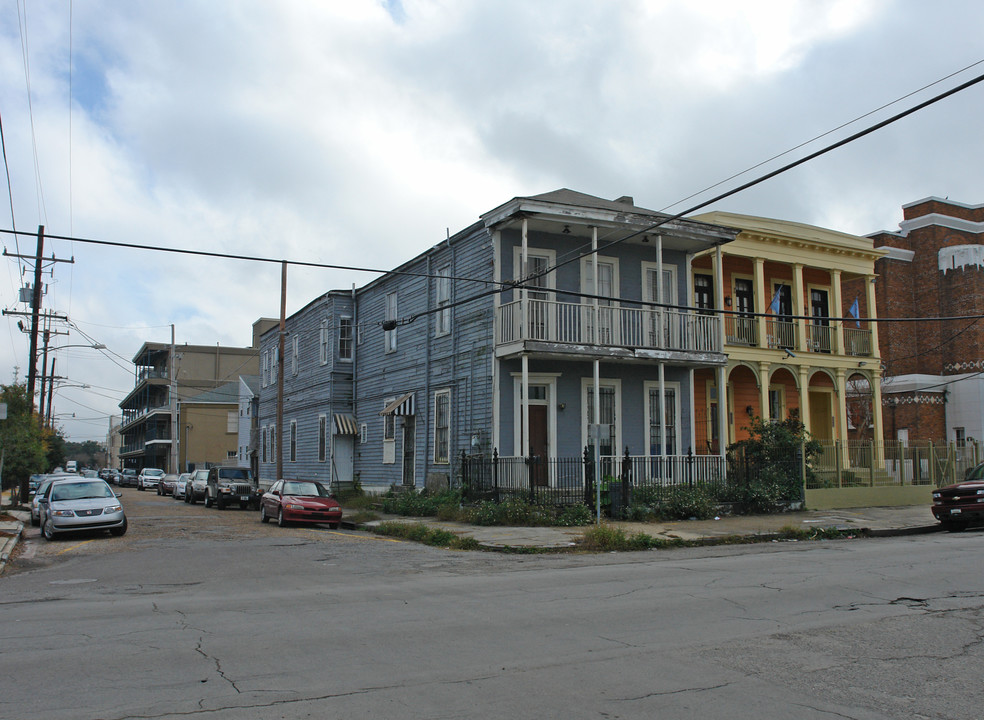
[381,489,461,517]
[578,524,678,551]
[555,503,593,527]
[658,484,717,520]
[373,521,480,550]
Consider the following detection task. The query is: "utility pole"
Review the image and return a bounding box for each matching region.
[45,358,56,428]
[276,261,286,482]
[26,226,44,411]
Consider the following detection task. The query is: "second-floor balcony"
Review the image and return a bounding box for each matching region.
[496,298,722,359]
[725,315,873,357]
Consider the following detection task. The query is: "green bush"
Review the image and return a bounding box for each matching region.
[381,489,461,517]
[658,484,717,520]
[373,521,480,550]
[555,503,593,526]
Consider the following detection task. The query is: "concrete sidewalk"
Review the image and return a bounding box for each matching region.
[353,504,941,550]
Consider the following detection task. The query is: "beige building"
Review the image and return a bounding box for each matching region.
[118,319,276,472]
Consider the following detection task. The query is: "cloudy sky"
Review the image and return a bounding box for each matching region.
[1,0,983,442]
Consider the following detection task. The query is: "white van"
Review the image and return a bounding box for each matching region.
[65,460,78,473]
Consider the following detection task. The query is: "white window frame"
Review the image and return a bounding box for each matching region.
[289,420,297,463]
[385,292,398,353]
[227,411,237,434]
[643,381,682,456]
[272,346,279,383]
[580,255,620,345]
[510,374,559,461]
[339,316,353,361]
[580,377,622,456]
[360,423,368,445]
[262,426,268,463]
[270,423,277,465]
[433,389,451,464]
[436,266,452,337]
[262,350,269,387]
[291,335,299,376]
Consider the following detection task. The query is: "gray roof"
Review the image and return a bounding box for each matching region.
[186,381,240,404]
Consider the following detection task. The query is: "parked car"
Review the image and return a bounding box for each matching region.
[158,474,180,496]
[204,466,258,510]
[260,479,342,528]
[98,468,114,481]
[932,470,984,531]
[29,474,45,492]
[81,469,99,479]
[185,468,209,504]
[38,477,127,540]
[29,476,58,526]
[172,473,192,500]
[121,468,139,487]
[137,468,165,491]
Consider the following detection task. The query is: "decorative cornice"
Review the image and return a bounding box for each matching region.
[882,393,945,406]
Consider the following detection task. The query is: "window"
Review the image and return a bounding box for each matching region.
[320,320,329,365]
[289,421,297,462]
[360,423,368,444]
[769,386,786,421]
[227,411,237,434]
[271,423,277,463]
[647,386,678,455]
[339,317,353,360]
[262,351,269,387]
[385,292,398,352]
[694,274,714,312]
[434,390,450,464]
[291,335,299,376]
[581,256,620,345]
[318,415,327,462]
[382,398,396,464]
[261,427,267,463]
[272,346,279,383]
[583,380,620,458]
[227,450,237,459]
[436,266,452,336]
[955,427,966,447]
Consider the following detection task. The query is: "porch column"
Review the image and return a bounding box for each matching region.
[865,274,880,357]
[831,269,844,355]
[521,354,529,457]
[717,364,728,456]
[758,361,770,422]
[520,218,529,341]
[793,263,806,352]
[835,367,851,467]
[658,362,666,456]
[871,367,885,468]
[715,244,726,353]
[753,257,766,348]
[798,365,811,433]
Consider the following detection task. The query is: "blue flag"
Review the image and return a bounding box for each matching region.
[769,286,783,315]
[848,296,860,328]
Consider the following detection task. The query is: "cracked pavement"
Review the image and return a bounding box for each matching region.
[1,489,982,719]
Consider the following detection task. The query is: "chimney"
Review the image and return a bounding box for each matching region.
[614,196,634,206]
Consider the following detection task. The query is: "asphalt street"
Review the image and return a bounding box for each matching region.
[1,490,981,719]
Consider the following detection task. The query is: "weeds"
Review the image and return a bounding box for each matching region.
[374,521,481,550]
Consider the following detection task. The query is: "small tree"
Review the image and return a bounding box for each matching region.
[727,416,822,512]
[1,380,48,503]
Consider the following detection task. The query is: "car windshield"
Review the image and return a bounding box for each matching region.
[218,468,251,480]
[51,481,114,501]
[966,464,984,481]
[282,481,330,497]
[145,469,165,477]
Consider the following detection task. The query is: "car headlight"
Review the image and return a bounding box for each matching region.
[219,486,232,493]
[105,505,122,513]
[932,493,941,499]
[52,510,75,517]
[977,490,984,495]
[285,503,304,510]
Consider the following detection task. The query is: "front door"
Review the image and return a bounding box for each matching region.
[402,416,416,487]
[528,405,549,486]
[810,288,831,353]
[332,435,354,485]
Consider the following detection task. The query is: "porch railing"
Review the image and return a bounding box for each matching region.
[843,327,873,357]
[725,315,756,346]
[497,299,721,353]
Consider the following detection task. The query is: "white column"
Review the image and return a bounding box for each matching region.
[831,268,844,355]
[793,263,806,352]
[658,362,666,456]
[521,354,529,457]
[865,274,880,357]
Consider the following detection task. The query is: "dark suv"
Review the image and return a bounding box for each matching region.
[204,466,259,510]
[932,463,984,531]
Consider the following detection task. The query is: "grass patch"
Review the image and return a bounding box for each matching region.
[578,524,684,552]
[346,510,380,524]
[339,494,379,511]
[374,521,481,551]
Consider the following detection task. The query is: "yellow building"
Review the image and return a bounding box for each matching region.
[690,212,885,456]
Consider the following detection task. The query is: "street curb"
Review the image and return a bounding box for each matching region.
[0,523,24,575]
[865,524,943,538]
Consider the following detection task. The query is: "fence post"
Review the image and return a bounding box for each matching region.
[583,446,593,507]
[868,440,875,487]
[621,446,631,517]
[492,448,499,503]
[526,454,535,504]
[835,440,842,488]
[460,449,468,499]
[928,441,936,486]
[800,439,807,501]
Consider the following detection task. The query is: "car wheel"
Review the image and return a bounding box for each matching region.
[185,492,192,504]
[278,508,287,527]
[944,521,968,533]
[30,513,39,527]
[110,519,128,537]
[156,486,161,495]
[217,496,225,510]
[41,517,55,541]
[260,506,269,523]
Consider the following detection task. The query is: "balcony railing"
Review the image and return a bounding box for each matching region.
[136,368,169,383]
[843,327,873,357]
[725,315,757,346]
[807,322,832,354]
[766,319,796,349]
[497,299,721,354]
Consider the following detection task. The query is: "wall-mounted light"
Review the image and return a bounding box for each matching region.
[557,403,566,411]
[745,405,754,416]
[724,296,732,307]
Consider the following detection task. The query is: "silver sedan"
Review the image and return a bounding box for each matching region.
[40,478,128,540]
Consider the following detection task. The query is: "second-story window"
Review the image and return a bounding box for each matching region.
[434,390,450,464]
[261,350,269,387]
[289,420,297,462]
[319,320,329,365]
[436,267,451,336]
[291,335,299,376]
[339,317,353,360]
[318,415,327,462]
[694,274,714,312]
[385,292,398,352]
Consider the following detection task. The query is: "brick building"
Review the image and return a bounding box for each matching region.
[870,197,984,443]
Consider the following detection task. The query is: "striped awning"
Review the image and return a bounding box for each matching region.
[379,392,415,417]
[333,414,358,436]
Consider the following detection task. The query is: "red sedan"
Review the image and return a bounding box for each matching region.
[260,480,343,528]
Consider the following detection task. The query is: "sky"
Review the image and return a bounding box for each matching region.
[1,0,983,442]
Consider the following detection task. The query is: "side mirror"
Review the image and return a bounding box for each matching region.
[29,490,36,498]
[115,492,122,498]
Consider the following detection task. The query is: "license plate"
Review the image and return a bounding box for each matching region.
[951,509,962,514]
[240,495,250,502]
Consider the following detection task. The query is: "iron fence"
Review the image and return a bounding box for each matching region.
[809,439,982,489]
